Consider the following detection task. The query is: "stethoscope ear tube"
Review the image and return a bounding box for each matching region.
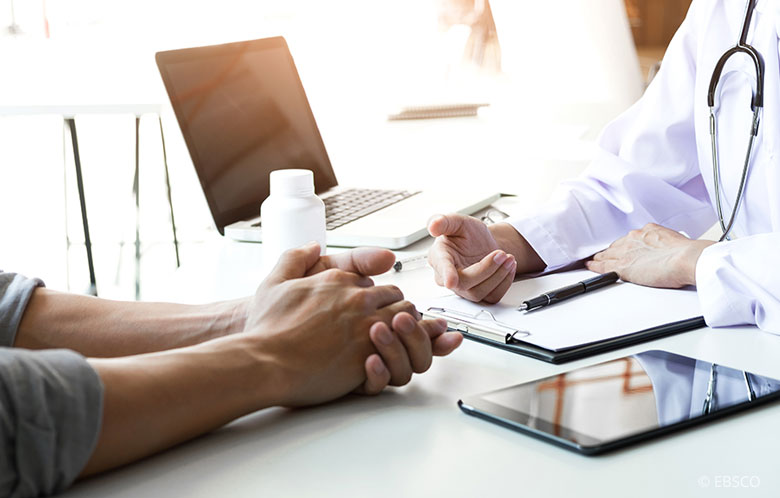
[707,45,765,110]
[707,0,764,110]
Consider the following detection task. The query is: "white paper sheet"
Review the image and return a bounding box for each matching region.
[414,270,702,352]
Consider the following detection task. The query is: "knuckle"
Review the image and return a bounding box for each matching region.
[280,246,304,261]
[367,314,386,329]
[322,268,349,283]
[398,299,416,315]
[349,289,372,310]
[387,285,404,300]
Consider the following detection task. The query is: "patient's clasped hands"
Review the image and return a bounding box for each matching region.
[245,241,463,406]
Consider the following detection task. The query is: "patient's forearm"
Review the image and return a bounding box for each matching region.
[81,335,277,476]
[14,289,248,357]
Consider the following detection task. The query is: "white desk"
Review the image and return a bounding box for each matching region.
[63,238,780,498]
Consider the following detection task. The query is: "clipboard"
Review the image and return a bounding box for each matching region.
[416,270,708,364]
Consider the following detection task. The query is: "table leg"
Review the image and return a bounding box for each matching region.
[133,115,141,300]
[62,124,71,291]
[65,118,97,296]
[158,115,180,268]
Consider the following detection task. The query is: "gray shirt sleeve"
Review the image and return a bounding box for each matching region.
[0,272,104,498]
[0,271,44,347]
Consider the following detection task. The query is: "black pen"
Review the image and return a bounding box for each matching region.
[517,272,619,311]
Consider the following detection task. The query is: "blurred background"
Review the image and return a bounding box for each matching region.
[0,0,691,300]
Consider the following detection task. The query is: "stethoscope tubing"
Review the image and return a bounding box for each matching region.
[707,0,764,241]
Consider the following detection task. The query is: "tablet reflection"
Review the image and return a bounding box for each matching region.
[481,351,780,443]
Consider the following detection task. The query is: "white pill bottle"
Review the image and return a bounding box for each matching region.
[261,169,326,267]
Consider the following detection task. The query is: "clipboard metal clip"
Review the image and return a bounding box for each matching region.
[424,307,530,344]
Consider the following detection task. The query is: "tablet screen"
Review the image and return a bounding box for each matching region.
[460,350,780,452]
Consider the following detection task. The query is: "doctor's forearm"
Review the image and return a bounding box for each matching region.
[488,223,546,274]
[14,288,248,357]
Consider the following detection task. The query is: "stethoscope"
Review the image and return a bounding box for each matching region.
[707,0,765,241]
[702,363,757,415]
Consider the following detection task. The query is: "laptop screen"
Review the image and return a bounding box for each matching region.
[156,37,338,233]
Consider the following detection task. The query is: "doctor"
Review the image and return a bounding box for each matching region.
[427,0,780,332]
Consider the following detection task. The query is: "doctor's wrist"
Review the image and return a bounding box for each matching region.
[680,239,717,287]
[489,223,545,275]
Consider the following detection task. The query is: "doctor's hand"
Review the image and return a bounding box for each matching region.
[585,223,715,288]
[427,214,545,303]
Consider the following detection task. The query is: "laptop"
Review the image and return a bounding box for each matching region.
[155,37,499,249]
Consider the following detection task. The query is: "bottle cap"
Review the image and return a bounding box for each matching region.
[269,169,315,197]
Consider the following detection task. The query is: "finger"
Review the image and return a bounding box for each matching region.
[363,285,404,309]
[427,213,467,237]
[428,242,459,289]
[607,236,630,249]
[461,255,516,302]
[585,259,609,274]
[415,318,463,356]
[456,250,509,291]
[420,317,448,340]
[369,321,413,386]
[392,312,433,374]
[357,354,391,395]
[481,265,516,304]
[377,300,420,322]
[267,241,322,283]
[315,247,395,277]
[432,332,463,356]
[317,268,375,288]
[609,237,625,247]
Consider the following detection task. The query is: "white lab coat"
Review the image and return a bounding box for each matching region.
[636,352,780,425]
[510,0,780,332]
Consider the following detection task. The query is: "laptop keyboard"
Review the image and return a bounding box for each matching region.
[324,189,419,230]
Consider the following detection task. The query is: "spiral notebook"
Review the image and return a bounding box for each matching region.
[387,103,489,121]
[415,270,706,364]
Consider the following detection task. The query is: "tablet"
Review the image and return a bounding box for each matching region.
[458,350,780,455]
